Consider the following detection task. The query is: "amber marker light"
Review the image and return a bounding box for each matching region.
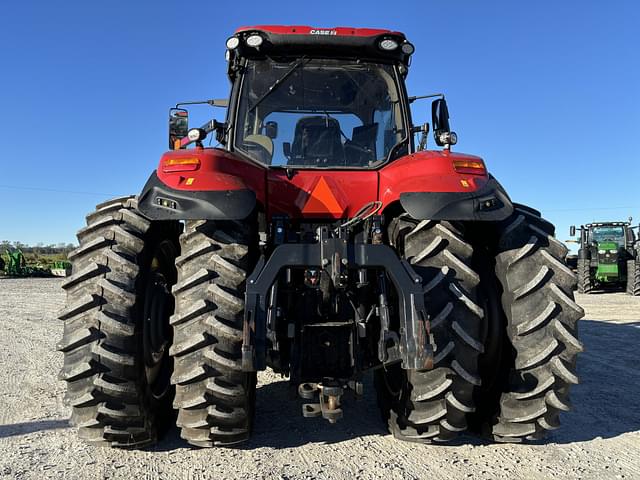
[452,159,486,175]
[162,157,201,173]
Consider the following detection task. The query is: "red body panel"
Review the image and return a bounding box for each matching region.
[155,148,488,220]
[378,150,488,207]
[267,169,378,219]
[157,148,267,205]
[235,25,400,38]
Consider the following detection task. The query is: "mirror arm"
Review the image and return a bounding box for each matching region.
[408,93,444,104]
[175,99,229,109]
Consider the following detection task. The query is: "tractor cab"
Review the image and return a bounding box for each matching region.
[152,26,483,224]
[588,224,627,245]
[226,27,414,169]
[572,221,635,253]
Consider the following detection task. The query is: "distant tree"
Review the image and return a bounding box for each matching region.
[0,241,77,256]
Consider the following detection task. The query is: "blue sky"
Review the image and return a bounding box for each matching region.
[0,0,638,247]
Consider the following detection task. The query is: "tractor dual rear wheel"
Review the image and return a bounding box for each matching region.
[375,217,484,442]
[170,219,257,447]
[58,197,180,447]
[473,205,584,441]
[376,207,584,444]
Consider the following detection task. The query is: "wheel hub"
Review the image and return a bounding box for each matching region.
[143,265,174,400]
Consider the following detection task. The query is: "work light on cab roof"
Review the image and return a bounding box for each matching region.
[224,26,414,68]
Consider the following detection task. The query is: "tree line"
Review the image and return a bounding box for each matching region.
[1,240,76,255]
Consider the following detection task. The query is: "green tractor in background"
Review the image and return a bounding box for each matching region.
[0,249,55,277]
[569,220,640,295]
[3,249,28,276]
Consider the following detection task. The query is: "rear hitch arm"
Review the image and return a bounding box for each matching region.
[241,232,434,371]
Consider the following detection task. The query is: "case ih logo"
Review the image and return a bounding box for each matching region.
[309,29,337,36]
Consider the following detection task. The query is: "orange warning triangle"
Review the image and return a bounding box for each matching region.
[301,177,344,216]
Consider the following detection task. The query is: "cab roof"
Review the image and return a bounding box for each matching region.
[586,222,630,227]
[235,25,403,37]
[226,25,413,73]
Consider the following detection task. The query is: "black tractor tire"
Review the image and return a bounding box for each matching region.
[482,205,584,442]
[564,255,578,273]
[627,258,640,296]
[577,258,593,294]
[170,219,257,447]
[58,196,180,448]
[375,217,484,442]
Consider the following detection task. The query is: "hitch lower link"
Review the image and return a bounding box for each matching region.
[242,226,434,371]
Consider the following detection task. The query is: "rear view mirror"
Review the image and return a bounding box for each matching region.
[432,98,457,147]
[570,225,576,236]
[283,142,291,159]
[432,99,450,133]
[169,108,189,149]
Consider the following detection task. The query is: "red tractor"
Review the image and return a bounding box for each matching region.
[59,26,584,448]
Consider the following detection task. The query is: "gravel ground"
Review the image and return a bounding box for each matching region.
[0,278,639,479]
